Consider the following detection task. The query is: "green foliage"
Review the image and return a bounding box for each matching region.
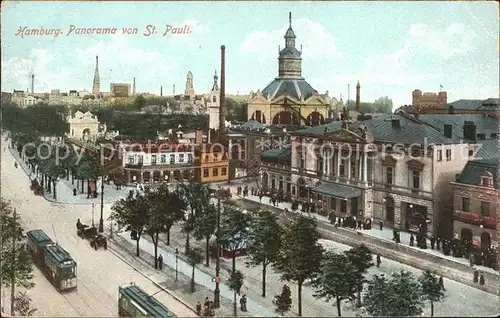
[228,270,245,294]
[246,208,282,297]
[218,205,252,269]
[419,270,445,317]
[134,95,147,112]
[273,215,324,316]
[1,103,69,136]
[74,154,100,180]
[192,200,217,266]
[180,183,212,253]
[0,198,35,290]
[187,247,204,267]
[312,251,358,317]
[109,191,150,256]
[13,291,37,316]
[364,271,424,317]
[274,284,292,315]
[345,244,374,307]
[225,97,248,122]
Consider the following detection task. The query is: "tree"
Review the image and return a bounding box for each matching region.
[145,185,187,269]
[419,270,445,317]
[274,284,292,315]
[345,244,373,307]
[312,251,358,317]
[134,95,146,113]
[180,183,211,254]
[373,96,393,114]
[228,270,244,317]
[192,201,217,266]
[13,291,37,316]
[246,209,282,297]
[0,199,35,316]
[218,205,251,274]
[364,271,424,317]
[186,247,204,293]
[273,215,324,316]
[109,191,150,256]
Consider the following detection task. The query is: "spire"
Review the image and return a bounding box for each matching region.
[212,69,219,92]
[289,12,292,28]
[92,55,100,95]
[278,12,301,78]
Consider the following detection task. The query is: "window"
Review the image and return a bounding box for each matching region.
[160,155,166,163]
[446,149,451,161]
[385,167,393,184]
[482,177,492,187]
[188,154,193,163]
[481,201,490,216]
[170,154,175,164]
[462,198,471,212]
[340,200,346,213]
[128,156,134,164]
[213,168,218,177]
[137,155,143,163]
[299,154,305,169]
[317,159,323,173]
[221,167,227,176]
[412,170,420,189]
[339,160,345,176]
[151,155,157,165]
[179,154,184,163]
[437,150,442,162]
[203,169,209,177]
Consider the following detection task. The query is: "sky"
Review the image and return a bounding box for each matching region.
[1,1,499,108]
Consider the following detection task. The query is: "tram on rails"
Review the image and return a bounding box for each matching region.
[118,283,175,317]
[26,229,77,292]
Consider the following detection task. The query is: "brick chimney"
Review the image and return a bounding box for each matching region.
[356,80,360,112]
[219,45,226,138]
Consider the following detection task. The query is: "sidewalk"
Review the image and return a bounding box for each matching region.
[9,147,132,205]
[237,192,499,276]
[116,231,277,317]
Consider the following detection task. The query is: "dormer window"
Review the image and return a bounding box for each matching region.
[481,171,493,187]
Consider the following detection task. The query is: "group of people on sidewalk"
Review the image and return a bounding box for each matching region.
[196,297,215,317]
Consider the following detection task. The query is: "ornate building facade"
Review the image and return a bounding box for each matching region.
[247,13,329,127]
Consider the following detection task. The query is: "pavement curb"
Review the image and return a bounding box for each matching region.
[106,240,200,317]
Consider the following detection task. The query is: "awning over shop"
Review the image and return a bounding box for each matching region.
[312,183,361,200]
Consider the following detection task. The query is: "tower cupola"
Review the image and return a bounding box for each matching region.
[278,12,302,78]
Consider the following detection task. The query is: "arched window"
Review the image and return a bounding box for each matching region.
[384,196,394,223]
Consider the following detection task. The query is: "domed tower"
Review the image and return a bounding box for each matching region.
[185,71,195,100]
[278,12,302,78]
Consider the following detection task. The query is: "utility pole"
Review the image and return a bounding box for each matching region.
[10,208,16,316]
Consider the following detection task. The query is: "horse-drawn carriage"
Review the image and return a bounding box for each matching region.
[76,220,107,250]
[30,179,43,196]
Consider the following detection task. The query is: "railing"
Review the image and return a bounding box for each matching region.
[373,183,433,200]
[125,161,197,169]
[453,210,497,227]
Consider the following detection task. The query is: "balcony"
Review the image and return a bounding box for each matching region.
[373,183,433,200]
[125,161,197,170]
[125,162,143,169]
[453,210,497,228]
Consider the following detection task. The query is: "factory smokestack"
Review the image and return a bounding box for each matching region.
[356,80,360,112]
[31,74,34,94]
[173,84,175,95]
[160,86,163,96]
[219,45,226,140]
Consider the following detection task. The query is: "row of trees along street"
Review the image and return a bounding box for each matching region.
[0,198,37,317]
[108,181,446,317]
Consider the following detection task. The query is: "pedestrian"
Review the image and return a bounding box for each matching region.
[439,276,445,290]
[196,301,202,315]
[479,273,485,285]
[430,236,435,249]
[376,254,381,267]
[410,234,415,246]
[357,219,362,230]
[158,254,163,270]
[204,297,210,308]
[73,188,77,196]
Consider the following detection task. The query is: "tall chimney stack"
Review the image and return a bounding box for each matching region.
[356,80,360,112]
[160,86,163,96]
[173,84,175,95]
[219,45,226,140]
[133,77,136,96]
[31,74,34,94]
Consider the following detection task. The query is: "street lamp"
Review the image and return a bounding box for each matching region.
[99,145,105,233]
[175,248,179,281]
[214,185,222,309]
[91,203,95,227]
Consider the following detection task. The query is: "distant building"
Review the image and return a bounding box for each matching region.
[110,83,131,97]
[199,149,229,183]
[67,111,99,141]
[172,71,207,114]
[412,89,448,111]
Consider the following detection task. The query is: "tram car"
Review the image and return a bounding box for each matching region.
[26,229,78,292]
[118,283,176,317]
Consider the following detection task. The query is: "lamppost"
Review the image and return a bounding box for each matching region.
[175,248,179,281]
[91,203,95,227]
[214,186,222,309]
[98,145,105,233]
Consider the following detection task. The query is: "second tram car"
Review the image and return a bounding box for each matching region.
[118,283,176,317]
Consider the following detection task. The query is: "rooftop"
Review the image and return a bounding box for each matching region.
[261,145,292,163]
[474,139,500,160]
[119,284,175,318]
[262,78,318,100]
[26,229,53,248]
[44,243,76,265]
[419,114,499,139]
[457,158,500,189]
[446,98,500,111]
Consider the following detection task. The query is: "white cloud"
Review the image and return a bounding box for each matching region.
[240,18,342,61]
[1,49,73,93]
